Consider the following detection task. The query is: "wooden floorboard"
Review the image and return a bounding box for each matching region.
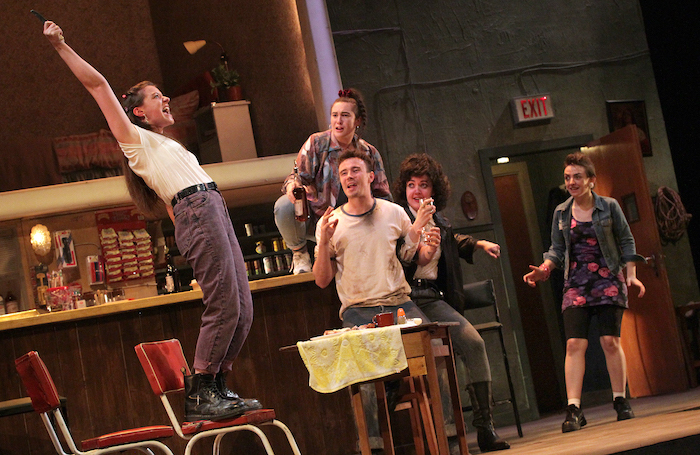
[467,388,700,455]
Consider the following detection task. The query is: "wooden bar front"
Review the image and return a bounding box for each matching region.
[0,275,360,455]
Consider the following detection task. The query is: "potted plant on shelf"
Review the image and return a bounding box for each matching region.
[210,63,242,102]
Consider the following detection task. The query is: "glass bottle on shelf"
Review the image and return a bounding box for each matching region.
[5,291,19,313]
[164,251,181,294]
[292,162,309,222]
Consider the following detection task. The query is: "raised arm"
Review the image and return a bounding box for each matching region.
[313,207,338,288]
[43,21,138,144]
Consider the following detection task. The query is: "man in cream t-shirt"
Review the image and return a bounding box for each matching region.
[313,149,433,326]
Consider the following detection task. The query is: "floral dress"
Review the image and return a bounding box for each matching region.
[562,217,628,311]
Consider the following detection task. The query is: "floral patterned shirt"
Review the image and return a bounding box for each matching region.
[562,217,628,311]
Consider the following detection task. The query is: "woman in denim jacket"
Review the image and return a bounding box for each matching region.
[524,152,645,433]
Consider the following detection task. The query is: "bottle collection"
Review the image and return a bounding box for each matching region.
[245,236,292,278]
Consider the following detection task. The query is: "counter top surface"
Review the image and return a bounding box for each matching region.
[0,153,297,222]
[0,273,315,332]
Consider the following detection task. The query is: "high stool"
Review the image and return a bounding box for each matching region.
[394,376,439,455]
[462,279,523,437]
[349,323,469,455]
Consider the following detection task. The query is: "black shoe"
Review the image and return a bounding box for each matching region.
[184,373,249,421]
[613,397,635,421]
[476,422,511,452]
[214,372,263,411]
[562,404,587,433]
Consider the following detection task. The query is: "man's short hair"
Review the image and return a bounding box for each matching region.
[339,149,374,173]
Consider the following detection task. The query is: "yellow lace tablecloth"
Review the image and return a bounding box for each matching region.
[297,326,407,393]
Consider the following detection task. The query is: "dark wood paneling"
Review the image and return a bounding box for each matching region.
[1,281,360,455]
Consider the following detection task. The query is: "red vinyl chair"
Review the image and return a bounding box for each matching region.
[134,339,302,455]
[15,351,174,455]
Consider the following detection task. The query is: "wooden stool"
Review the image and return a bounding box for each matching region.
[349,323,469,455]
[395,376,439,455]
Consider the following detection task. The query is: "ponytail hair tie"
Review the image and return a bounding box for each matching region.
[338,89,352,98]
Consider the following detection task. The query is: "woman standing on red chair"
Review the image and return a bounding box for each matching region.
[41,20,260,421]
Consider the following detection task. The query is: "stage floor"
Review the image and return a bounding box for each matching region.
[469,387,700,455]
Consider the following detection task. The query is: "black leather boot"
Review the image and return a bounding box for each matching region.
[215,372,263,410]
[184,373,248,421]
[467,381,510,452]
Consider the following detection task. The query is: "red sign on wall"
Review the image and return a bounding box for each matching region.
[511,94,554,125]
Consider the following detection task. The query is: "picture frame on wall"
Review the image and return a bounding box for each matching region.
[606,99,652,157]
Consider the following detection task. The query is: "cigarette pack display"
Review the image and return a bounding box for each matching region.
[95,207,154,284]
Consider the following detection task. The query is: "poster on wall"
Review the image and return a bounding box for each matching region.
[606,99,652,157]
[53,230,77,268]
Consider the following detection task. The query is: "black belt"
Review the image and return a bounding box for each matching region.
[412,278,437,289]
[409,279,444,300]
[171,182,218,207]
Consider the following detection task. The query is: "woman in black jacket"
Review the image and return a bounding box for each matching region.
[393,153,509,452]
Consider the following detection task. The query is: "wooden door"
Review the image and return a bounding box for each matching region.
[493,166,564,412]
[585,125,688,397]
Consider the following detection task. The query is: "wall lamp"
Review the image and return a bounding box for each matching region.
[183,40,229,71]
[30,224,52,256]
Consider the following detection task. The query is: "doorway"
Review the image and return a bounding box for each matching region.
[480,130,689,413]
[479,135,618,413]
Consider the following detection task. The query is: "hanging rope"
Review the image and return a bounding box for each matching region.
[655,186,692,244]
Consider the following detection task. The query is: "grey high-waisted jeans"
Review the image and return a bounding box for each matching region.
[173,189,253,373]
[414,295,491,384]
[273,194,314,251]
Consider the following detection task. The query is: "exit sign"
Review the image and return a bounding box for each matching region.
[511,94,554,125]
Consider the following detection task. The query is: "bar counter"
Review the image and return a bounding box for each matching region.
[0,273,366,455]
[0,273,315,333]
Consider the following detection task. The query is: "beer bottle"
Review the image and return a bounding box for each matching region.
[164,252,180,294]
[292,162,309,222]
[5,291,18,313]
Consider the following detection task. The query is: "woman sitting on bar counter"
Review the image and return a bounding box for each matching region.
[274,88,391,274]
[393,153,509,452]
[41,21,260,421]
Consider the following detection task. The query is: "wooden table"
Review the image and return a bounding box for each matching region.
[283,322,469,455]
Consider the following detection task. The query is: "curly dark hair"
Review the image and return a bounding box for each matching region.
[392,153,451,212]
